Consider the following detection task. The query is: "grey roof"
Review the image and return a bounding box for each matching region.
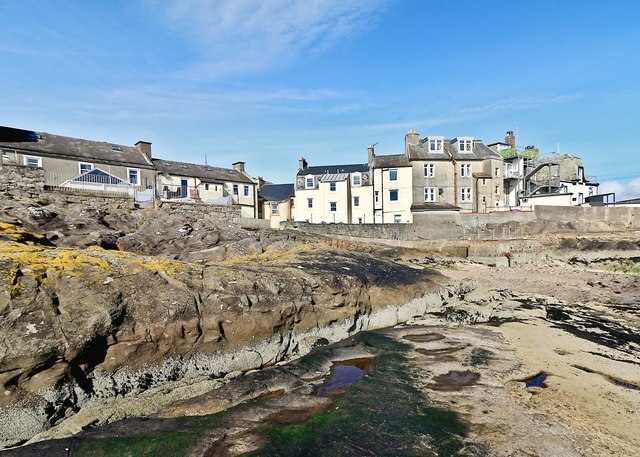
[408,139,502,161]
[153,159,255,184]
[297,163,368,176]
[258,183,295,202]
[0,126,154,169]
[371,153,410,168]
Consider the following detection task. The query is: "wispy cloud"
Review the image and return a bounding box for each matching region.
[145,0,388,79]
[600,178,640,201]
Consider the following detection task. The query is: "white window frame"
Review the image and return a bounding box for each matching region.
[244,185,250,197]
[307,198,313,208]
[352,173,361,186]
[389,189,399,201]
[424,187,436,202]
[271,203,279,216]
[494,167,500,177]
[330,201,337,212]
[374,191,379,204]
[24,155,42,167]
[305,175,315,189]
[233,184,239,195]
[353,196,360,207]
[460,163,471,178]
[459,139,472,152]
[460,187,472,202]
[127,168,140,185]
[329,182,337,191]
[79,162,94,174]
[495,185,500,195]
[389,169,398,181]
[423,163,434,178]
[393,214,401,223]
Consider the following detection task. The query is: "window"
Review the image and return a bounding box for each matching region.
[329,182,337,191]
[423,163,434,178]
[424,187,436,202]
[244,185,249,197]
[429,139,443,151]
[481,178,486,186]
[460,163,471,178]
[389,189,399,201]
[461,187,472,202]
[271,203,279,216]
[307,198,313,208]
[79,162,93,174]
[127,168,139,185]
[204,183,209,191]
[494,167,500,177]
[330,202,337,212]
[233,184,238,195]
[389,169,398,181]
[459,139,472,152]
[305,176,315,188]
[353,196,360,207]
[374,191,379,204]
[352,174,361,186]
[394,214,401,223]
[357,217,363,224]
[24,156,41,167]
[495,185,500,195]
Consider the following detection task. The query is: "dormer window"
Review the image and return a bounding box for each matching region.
[457,137,473,153]
[305,175,315,189]
[427,136,444,152]
[352,173,361,186]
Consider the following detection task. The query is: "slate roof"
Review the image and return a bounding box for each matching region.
[258,183,295,202]
[0,126,154,169]
[297,163,368,176]
[371,153,410,168]
[407,139,502,161]
[153,159,255,184]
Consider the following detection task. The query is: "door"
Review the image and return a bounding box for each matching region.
[181,179,188,197]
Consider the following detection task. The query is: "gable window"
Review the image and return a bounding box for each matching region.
[271,203,279,216]
[429,139,443,151]
[307,198,313,208]
[423,163,434,178]
[244,185,250,197]
[353,196,360,207]
[233,184,238,195]
[460,163,471,178]
[389,169,398,181]
[389,189,399,201]
[394,214,401,223]
[329,182,337,191]
[127,168,139,185]
[424,187,436,202]
[24,156,41,167]
[79,162,93,174]
[352,174,361,186]
[330,202,337,212]
[460,187,472,202]
[305,176,315,189]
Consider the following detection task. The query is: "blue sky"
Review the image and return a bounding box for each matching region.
[2,0,640,198]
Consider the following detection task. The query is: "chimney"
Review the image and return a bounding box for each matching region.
[256,176,265,188]
[405,129,420,152]
[135,141,152,159]
[232,161,245,173]
[505,131,516,148]
[298,156,307,170]
[367,144,375,164]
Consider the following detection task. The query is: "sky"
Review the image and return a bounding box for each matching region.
[2,0,640,199]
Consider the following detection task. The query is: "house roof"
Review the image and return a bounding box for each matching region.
[258,183,295,202]
[0,126,155,169]
[297,163,368,176]
[371,153,410,168]
[408,139,503,161]
[153,159,255,184]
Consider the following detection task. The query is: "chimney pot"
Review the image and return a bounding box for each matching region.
[367,144,375,164]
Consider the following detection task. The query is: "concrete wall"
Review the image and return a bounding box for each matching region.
[535,205,639,228]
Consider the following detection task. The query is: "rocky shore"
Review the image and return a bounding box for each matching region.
[1,198,639,455]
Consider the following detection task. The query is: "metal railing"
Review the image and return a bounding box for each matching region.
[43,170,138,197]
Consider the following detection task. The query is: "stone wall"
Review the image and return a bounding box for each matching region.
[158,200,241,225]
[535,205,639,229]
[0,164,45,199]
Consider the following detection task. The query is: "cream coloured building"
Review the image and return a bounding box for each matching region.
[259,183,295,228]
